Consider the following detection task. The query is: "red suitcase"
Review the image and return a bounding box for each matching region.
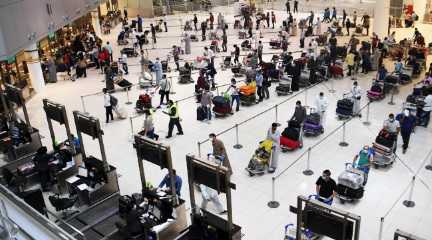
[330,64,344,77]
[280,136,300,149]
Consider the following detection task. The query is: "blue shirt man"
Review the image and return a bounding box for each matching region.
[158,170,182,196]
[396,110,417,153]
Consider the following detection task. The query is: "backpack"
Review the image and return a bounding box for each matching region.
[110,95,118,107]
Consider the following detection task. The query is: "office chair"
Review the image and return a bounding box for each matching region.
[48,194,79,219]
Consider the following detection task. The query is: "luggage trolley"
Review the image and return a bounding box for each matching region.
[336,163,365,203]
[245,140,273,176]
[176,155,242,239]
[133,135,187,239]
[336,93,354,120]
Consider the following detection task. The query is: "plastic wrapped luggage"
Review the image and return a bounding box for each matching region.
[336,165,365,201]
[372,142,395,167]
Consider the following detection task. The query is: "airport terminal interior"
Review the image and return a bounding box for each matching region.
[0,0,432,239]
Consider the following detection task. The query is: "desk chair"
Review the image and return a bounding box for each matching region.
[48,194,79,219]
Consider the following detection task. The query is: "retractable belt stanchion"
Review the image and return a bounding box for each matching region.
[274,104,279,125]
[129,116,134,141]
[302,147,314,176]
[388,84,396,105]
[402,176,416,208]
[197,141,202,158]
[425,154,432,171]
[363,101,371,126]
[80,96,88,114]
[125,86,132,105]
[377,217,384,240]
[329,76,336,93]
[267,177,280,208]
[170,76,176,94]
[339,121,349,147]
[233,124,243,149]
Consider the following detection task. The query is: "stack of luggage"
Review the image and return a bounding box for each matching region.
[303,110,323,136]
[135,93,152,113]
[269,39,281,49]
[336,97,354,119]
[178,67,192,84]
[276,75,291,96]
[246,140,273,176]
[384,74,398,93]
[372,129,395,168]
[336,164,365,203]
[239,84,256,106]
[280,120,302,151]
[212,95,231,117]
[367,81,385,101]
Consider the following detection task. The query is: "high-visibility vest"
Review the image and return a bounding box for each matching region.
[169,104,179,118]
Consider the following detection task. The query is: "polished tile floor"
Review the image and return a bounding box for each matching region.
[18,3,432,239]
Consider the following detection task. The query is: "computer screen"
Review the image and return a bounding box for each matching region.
[78,167,88,178]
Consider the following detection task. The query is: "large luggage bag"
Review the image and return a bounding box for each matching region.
[337,98,353,110]
[280,136,300,149]
[282,127,300,140]
[337,184,364,199]
[239,85,256,96]
[121,47,138,57]
[197,106,206,121]
[305,113,320,125]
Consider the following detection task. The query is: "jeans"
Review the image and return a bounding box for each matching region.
[205,105,212,120]
[168,118,183,137]
[146,128,159,140]
[263,86,269,99]
[159,91,170,105]
[257,86,263,101]
[231,95,240,111]
[105,106,114,123]
[401,130,411,150]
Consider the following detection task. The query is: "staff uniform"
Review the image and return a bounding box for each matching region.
[351,85,362,116]
[183,34,191,54]
[153,60,163,85]
[167,103,183,138]
[267,128,281,170]
[212,139,232,174]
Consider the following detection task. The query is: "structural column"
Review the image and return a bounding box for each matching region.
[91,11,102,37]
[413,0,427,20]
[373,0,390,38]
[25,43,45,93]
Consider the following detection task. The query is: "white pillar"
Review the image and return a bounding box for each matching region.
[373,0,390,38]
[25,43,45,93]
[414,0,427,20]
[91,11,102,37]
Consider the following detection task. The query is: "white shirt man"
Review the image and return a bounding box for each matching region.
[315,92,329,125]
[423,94,432,112]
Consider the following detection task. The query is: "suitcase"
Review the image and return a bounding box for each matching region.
[303,122,323,133]
[330,65,343,77]
[270,39,281,48]
[240,94,256,104]
[406,94,417,104]
[385,75,398,84]
[17,162,36,176]
[115,107,128,119]
[336,107,353,116]
[239,85,256,96]
[337,184,364,199]
[375,135,394,149]
[337,99,353,110]
[305,113,320,125]
[280,136,300,149]
[337,169,364,190]
[355,26,363,34]
[288,120,301,129]
[121,48,138,57]
[197,106,206,121]
[161,61,168,72]
[276,85,290,92]
[212,96,227,107]
[213,105,231,114]
[282,127,300,140]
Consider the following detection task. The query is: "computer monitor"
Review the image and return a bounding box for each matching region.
[78,167,88,178]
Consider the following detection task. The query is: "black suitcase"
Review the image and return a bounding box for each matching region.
[121,48,138,57]
[375,135,394,149]
[212,96,226,107]
[306,113,320,125]
[197,106,206,121]
[337,99,353,110]
[288,119,301,129]
[282,127,300,140]
[385,75,398,84]
[337,184,364,199]
[406,94,416,103]
[336,107,352,116]
[399,73,411,83]
[276,85,290,92]
[119,195,133,217]
[162,61,168,72]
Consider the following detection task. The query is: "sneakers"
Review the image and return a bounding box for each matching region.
[165,135,172,139]
[177,132,184,135]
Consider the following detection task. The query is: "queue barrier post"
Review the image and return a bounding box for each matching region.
[170,76,176,95]
[377,217,384,240]
[302,147,314,176]
[216,86,220,96]
[304,86,308,107]
[197,141,202,158]
[339,121,349,147]
[329,77,336,93]
[425,154,432,171]
[129,117,134,142]
[388,84,396,105]
[363,101,371,126]
[125,87,132,105]
[402,176,416,208]
[267,177,280,208]
[80,96,88,114]
[274,104,279,124]
[233,124,243,149]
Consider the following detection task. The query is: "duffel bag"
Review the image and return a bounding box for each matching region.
[239,85,256,96]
